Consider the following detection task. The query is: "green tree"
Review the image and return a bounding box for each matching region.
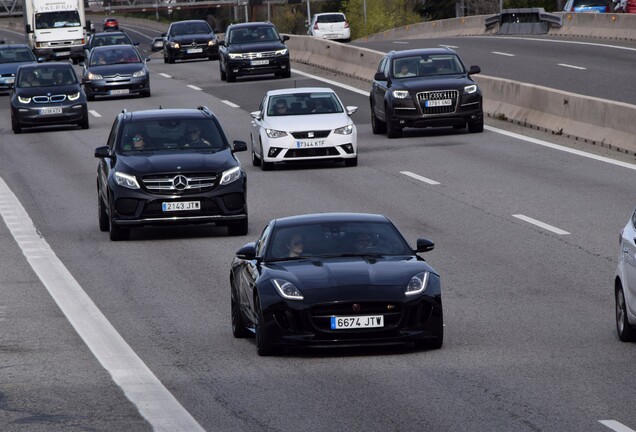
[342,0,422,39]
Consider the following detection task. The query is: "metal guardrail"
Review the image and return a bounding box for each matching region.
[485,8,562,35]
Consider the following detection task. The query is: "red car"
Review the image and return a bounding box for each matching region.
[103,18,119,31]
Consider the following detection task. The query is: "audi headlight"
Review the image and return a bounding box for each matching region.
[133,69,147,78]
[114,171,140,189]
[334,124,353,135]
[406,272,429,296]
[67,92,80,101]
[87,72,102,80]
[266,128,288,139]
[392,90,410,99]
[18,95,31,103]
[274,48,288,56]
[464,84,478,94]
[272,278,303,300]
[220,166,241,185]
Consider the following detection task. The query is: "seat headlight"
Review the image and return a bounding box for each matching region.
[464,84,478,94]
[272,278,303,300]
[392,90,410,99]
[405,272,429,296]
[67,92,80,101]
[132,69,147,78]
[220,166,242,185]
[265,128,288,139]
[334,124,353,135]
[114,171,140,189]
[87,72,102,80]
[18,95,31,103]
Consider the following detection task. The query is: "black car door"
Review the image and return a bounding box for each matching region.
[372,56,390,120]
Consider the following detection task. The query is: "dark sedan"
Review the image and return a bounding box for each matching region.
[230,212,443,356]
[162,19,219,63]
[82,45,150,100]
[10,62,89,133]
[0,42,37,92]
[370,48,483,138]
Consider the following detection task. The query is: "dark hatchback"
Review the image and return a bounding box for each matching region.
[83,31,138,61]
[94,107,248,241]
[218,21,290,82]
[370,48,483,138]
[10,62,89,134]
[230,212,443,356]
[82,45,150,101]
[162,19,219,63]
[0,42,37,92]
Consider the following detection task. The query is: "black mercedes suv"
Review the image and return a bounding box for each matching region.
[94,106,248,240]
[162,20,219,63]
[370,48,483,138]
[218,21,290,82]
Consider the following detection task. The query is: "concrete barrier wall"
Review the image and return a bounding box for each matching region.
[287,32,636,155]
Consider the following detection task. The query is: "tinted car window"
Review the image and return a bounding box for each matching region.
[0,47,36,63]
[317,14,346,23]
[120,119,226,153]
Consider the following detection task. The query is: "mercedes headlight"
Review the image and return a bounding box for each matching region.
[114,171,140,189]
[220,166,241,185]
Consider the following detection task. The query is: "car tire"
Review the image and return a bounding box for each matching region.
[370,104,386,134]
[255,296,279,356]
[163,53,169,64]
[261,160,273,171]
[231,282,251,338]
[468,117,484,133]
[142,89,151,98]
[219,62,227,81]
[279,69,291,79]
[80,111,89,130]
[616,285,636,342]
[108,197,129,241]
[386,108,403,139]
[251,142,261,167]
[344,156,358,167]
[11,113,22,134]
[87,93,95,102]
[227,218,248,236]
[227,69,236,83]
[98,193,109,232]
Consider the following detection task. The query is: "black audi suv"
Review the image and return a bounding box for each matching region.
[94,106,248,240]
[370,48,483,138]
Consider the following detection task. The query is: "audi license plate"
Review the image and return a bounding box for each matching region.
[187,48,203,54]
[425,99,452,107]
[331,315,384,330]
[162,201,200,212]
[250,59,269,66]
[40,107,62,115]
[296,140,326,148]
[109,89,129,95]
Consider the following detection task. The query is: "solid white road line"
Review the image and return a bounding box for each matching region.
[222,100,240,108]
[89,110,102,118]
[558,63,587,70]
[400,171,441,185]
[484,126,636,171]
[599,420,636,432]
[187,84,202,91]
[492,51,516,57]
[513,214,570,235]
[0,177,204,432]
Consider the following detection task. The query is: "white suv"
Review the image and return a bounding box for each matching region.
[308,13,350,42]
[615,208,636,341]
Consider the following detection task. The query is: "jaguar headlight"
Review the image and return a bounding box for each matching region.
[392,90,410,99]
[272,278,303,300]
[406,272,429,296]
[114,171,140,190]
